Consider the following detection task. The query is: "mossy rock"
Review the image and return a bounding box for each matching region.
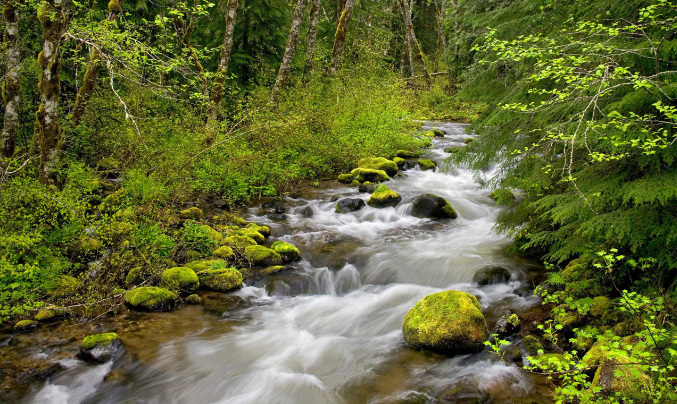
[358,157,399,177]
[591,355,650,395]
[350,168,390,183]
[104,221,134,241]
[397,150,419,158]
[444,147,459,153]
[402,291,489,354]
[590,296,611,318]
[97,157,120,171]
[186,250,203,262]
[367,184,402,208]
[244,245,283,267]
[125,267,143,287]
[411,194,457,220]
[351,180,360,186]
[418,159,437,171]
[179,207,203,220]
[49,275,81,298]
[246,223,271,237]
[14,320,39,334]
[432,129,445,137]
[464,138,475,144]
[553,305,581,329]
[338,173,354,183]
[80,332,122,363]
[185,259,227,272]
[494,312,521,337]
[73,237,102,256]
[124,287,179,311]
[419,137,433,148]
[100,189,127,213]
[393,157,405,168]
[213,246,236,260]
[35,306,66,322]
[197,268,243,292]
[261,266,288,275]
[221,235,257,250]
[185,294,202,304]
[237,229,265,244]
[160,267,199,293]
[522,335,544,355]
[201,225,223,243]
[271,241,301,263]
[500,343,523,363]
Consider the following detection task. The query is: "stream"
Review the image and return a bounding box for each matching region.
[13,122,552,404]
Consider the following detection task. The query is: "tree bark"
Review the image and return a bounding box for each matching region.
[329,0,355,75]
[71,0,122,125]
[396,0,414,77]
[36,0,67,184]
[270,0,308,105]
[304,0,320,78]
[450,0,459,87]
[400,0,430,84]
[2,0,20,158]
[207,0,238,125]
[433,0,446,73]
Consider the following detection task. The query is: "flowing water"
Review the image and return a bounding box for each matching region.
[18,122,552,404]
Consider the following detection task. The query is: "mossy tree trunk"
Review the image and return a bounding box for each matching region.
[270,0,308,106]
[36,0,67,184]
[433,0,446,73]
[206,0,238,127]
[449,0,459,89]
[175,0,208,97]
[1,0,20,158]
[400,0,430,85]
[304,0,320,78]
[396,0,415,77]
[328,0,355,75]
[71,0,122,126]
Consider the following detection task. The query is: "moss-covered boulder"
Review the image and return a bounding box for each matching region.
[197,268,243,292]
[79,332,122,363]
[432,129,445,137]
[221,235,257,250]
[14,320,39,334]
[160,267,199,293]
[35,306,66,322]
[336,198,366,214]
[185,294,202,304]
[124,287,178,311]
[402,291,489,354]
[591,354,650,395]
[522,335,544,355]
[418,159,437,171]
[397,150,419,158]
[411,194,457,220]
[393,157,405,168]
[590,296,611,318]
[185,259,227,272]
[350,168,390,183]
[338,173,354,183]
[125,266,143,287]
[244,245,283,267]
[213,246,236,260]
[494,312,521,337]
[179,207,203,220]
[246,223,271,237]
[49,275,81,298]
[271,241,301,262]
[358,157,399,177]
[237,228,265,244]
[368,184,402,208]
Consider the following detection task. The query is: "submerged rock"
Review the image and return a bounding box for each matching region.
[402,290,489,354]
[124,287,179,311]
[197,268,243,292]
[418,159,437,171]
[411,194,457,220]
[244,245,283,267]
[336,198,366,214]
[358,157,399,177]
[13,320,39,334]
[160,267,199,293]
[299,206,315,217]
[472,267,511,285]
[271,241,301,263]
[367,184,401,208]
[79,332,122,363]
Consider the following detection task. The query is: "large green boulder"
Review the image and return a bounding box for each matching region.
[185,259,227,272]
[418,159,437,171]
[402,291,488,354]
[358,157,398,177]
[367,184,401,208]
[350,168,390,183]
[213,246,236,260]
[244,245,283,267]
[160,267,199,293]
[271,241,301,262]
[197,268,243,292]
[79,332,122,363]
[14,320,39,334]
[246,223,271,237]
[221,235,257,250]
[124,287,178,311]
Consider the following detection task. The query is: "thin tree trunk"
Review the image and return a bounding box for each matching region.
[206,0,238,125]
[71,0,122,125]
[433,0,446,73]
[36,0,67,184]
[400,0,430,84]
[329,0,355,75]
[270,0,308,105]
[396,0,414,77]
[2,0,20,157]
[182,0,208,97]
[304,0,320,78]
[451,0,459,87]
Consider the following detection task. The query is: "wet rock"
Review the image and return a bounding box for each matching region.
[403,291,489,354]
[179,207,203,220]
[402,160,418,171]
[13,320,39,334]
[271,241,301,263]
[160,267,199,294]
[521,335,544,355]
[499,343,523,364]
[418,159,437,171]
[350,168,390,183]
[357,157,399,177]
[124,287,179,311]
[263,200,286,213]
[336,198,366,214]
[411,194,458,220]
[393,157,405,168]
[185,294,203,304]
[299,206,315,217]
[197,268,243,292]
[358,183,376,193]
[493,312,521,337]
[472,267,511,285]
[432,129,445,137]
[438,379,490,404]
[213,199,228,209]
[267,213,287,221]
[367,184,401,208]
[35,306,67,322]
[79,332,122,363]
[244,245,283,267]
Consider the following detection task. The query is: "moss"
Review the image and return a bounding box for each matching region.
[393,157,405,167]
[14,320,39,334]
[113,288,126,295]
[160,267,199,293]
[237,228,265,244]
[125,266,143,287]
[74,237,101,255]
[402,290,488,354]
[554,305,580,328]
[444,147,459,153]
[508,313,520,328]
[246,223,270,237]
[261,265,288,275]
[108,0,122,13]
[590,296,611,318]
[49,275,80,298]
[397,150,419,158]
[421,130,435,138]
[197,268,243,292]
[213,246,235,260]
[35,306,65,322]
[104,221,134,241]
[464,138,474,144]
[367,184,402,208]
[179,207,203,220]
[591,355,650,395]
[215,213,247,226]
[522,335,544,355]
[186,250,202,261]
[271,241,301,262]
[338,173,353,183]
[97,157,120,171]
[221,235,257,250]
[418,159,437,171]
[201,225,223,243]
[358,157,398,176]
[351,180,360,186]
[186,294,202,304]
[350,168,390,183]
[432,129,445,137]
[81,332,120,350]
[185,259,227,272]
[244,245,283,266]
[124,287,178,311]
[489,189,516,205]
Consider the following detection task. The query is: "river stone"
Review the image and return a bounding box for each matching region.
[432,129,445,137]
[418,159,437,171]
[358,183,376,193]
[197,268,243,292]
[472,267,511,285]
[14,320,39,334]
[299,206,315,217]
[350,168,390,183]
[185,294,203,304]
[357,157,399,177]
[367,184,401,208]
[336,198,366,214]
[411,194,457,220]
[271,241,301,262]
[160,267,199,293]
[246,223,271,238]
[213,246,236,260]
[79,332,122,363]
[402,291,489,354]
[493,311,521,337]
[244,245,283,266]
[124,287,178,311]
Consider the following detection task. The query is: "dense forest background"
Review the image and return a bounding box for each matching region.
[2,0,677,402]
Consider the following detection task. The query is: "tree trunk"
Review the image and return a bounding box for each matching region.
[207,0,238,125]
[2,0,20,158]
[400,0,430,84]
[433,0,446,73]
[304,0,320,78]
[36,0,67,184]
[182,0,208,97]
[336,0,346,31]
[451,0,459,87]
[270,0,308,105]
[329,0,355,75]
[396,0,414,77]
[71,0,122,125]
